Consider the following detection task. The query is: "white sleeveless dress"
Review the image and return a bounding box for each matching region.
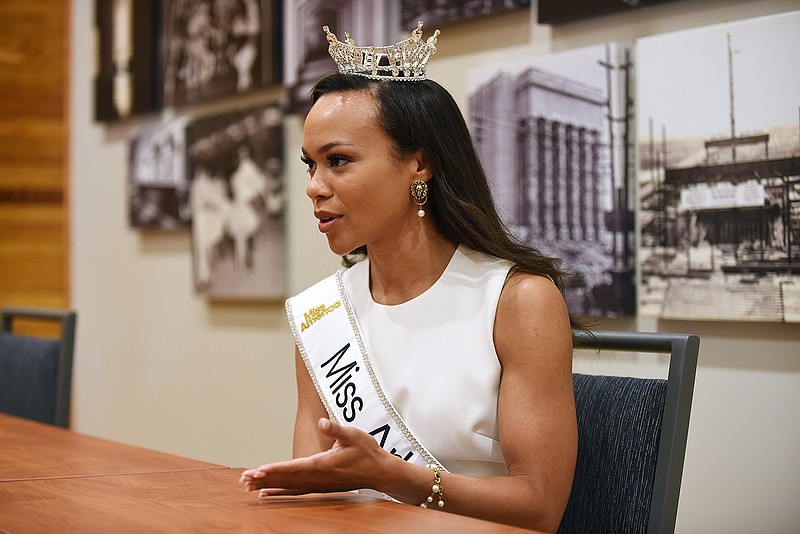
[341,245,513,477]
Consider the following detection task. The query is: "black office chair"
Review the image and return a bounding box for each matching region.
[558,330,700,534]
[0,307,77,428]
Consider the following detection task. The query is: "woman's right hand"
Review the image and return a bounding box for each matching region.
[240,417,393,497]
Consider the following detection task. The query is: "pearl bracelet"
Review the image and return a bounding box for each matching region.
[419,464,444,509]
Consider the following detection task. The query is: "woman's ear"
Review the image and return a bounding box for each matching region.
[411,149,433,183]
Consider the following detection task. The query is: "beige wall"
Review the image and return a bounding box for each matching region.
[70,1,800,532]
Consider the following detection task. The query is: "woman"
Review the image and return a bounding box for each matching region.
[241,27,578,533]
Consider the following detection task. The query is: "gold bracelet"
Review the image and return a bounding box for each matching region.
[419,464,444,509]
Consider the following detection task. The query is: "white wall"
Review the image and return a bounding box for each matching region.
[70,1,800,532]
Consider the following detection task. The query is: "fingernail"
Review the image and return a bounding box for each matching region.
[259,489,269,499]
[320,418,330,431]
[253,470,265,479]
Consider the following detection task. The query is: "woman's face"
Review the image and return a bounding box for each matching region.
[302,90,428,256]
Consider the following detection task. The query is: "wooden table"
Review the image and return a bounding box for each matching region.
[0,414,222,481]
[0,415,534,533]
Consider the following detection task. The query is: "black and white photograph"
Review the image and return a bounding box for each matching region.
[282,0,398,114]
[468,43,636,317]
[537,0,678,24]
[161,0,282,107]
[185,103,285,300]
[128,117,192,229]
[637,11,800,322]
[94,0,162,122]
[400,0,530,29]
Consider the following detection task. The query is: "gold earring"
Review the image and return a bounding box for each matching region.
[410,179,428,218]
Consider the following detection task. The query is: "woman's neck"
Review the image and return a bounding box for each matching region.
[366,229,457,306]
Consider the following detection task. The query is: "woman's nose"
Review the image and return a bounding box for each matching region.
[305,170,330,200]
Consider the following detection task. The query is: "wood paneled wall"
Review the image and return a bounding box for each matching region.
[0,0,70,325]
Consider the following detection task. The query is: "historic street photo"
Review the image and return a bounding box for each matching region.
[282,0,397,114]
[468,43,636,317]
[400,0,530,28]
[537,0,677,24]
[637,11,800,322]
[128,117,192,230]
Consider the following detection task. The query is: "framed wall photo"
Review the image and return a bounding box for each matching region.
[127,117,192,230]
[94,0,162,122]
[637,11,800,322]
[185,103,286,301]
[161,0,283,108]
[538,0,677,24]
[283,0,397,115]
[401,0,531,29]
[468,43,637,318]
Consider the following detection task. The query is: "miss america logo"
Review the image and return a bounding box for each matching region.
[301,300,341,331]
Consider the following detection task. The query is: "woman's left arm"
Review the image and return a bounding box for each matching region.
[376,271,577,532]
[492,270,577,530]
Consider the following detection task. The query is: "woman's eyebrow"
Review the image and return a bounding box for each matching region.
[303,141,358,155]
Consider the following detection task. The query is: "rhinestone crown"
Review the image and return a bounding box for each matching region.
[324,21,440,81]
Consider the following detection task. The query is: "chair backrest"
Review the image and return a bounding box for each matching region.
[558,330,700,534]
[0,307,77,428]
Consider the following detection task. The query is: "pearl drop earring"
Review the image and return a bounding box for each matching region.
[410,179,428,218]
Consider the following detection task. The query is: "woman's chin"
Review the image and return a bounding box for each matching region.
[326,239,354,257]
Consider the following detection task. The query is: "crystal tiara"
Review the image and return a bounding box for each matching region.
[324,21,441,81]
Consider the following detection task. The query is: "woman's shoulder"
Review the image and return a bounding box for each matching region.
[494,270,572,368]
[497,270,570,339]
[501,269,567,314]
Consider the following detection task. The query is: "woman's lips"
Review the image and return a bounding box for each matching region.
[317,216,340,233]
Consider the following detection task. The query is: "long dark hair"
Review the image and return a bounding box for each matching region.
[311,73,583,326]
